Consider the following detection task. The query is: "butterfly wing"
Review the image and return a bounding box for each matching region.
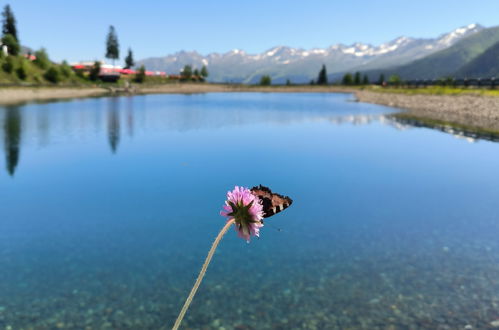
[250,185,293,218]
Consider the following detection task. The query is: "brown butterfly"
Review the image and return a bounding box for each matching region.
[250,185,293,219]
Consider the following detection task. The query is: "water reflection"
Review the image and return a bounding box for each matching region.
[126,97,134,138]
[107,98,121,154]
[7,92,499,178]
[3,105,22,176]
[388,114,499,143]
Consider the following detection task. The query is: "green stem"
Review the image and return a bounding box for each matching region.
[172,218,235,330]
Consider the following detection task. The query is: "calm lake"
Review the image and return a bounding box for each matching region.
[1,92,499,329]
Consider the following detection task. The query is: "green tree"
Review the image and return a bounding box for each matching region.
[354,72,361,85]
[124,48,134,69]
[388,74,402,86]
[260,75,271,86]
[362,74,369,85]
[34,48,50,69]
[342,73,353,85]
[378,73,385,85]
[193,68,199,80]
[309,79,315,85]
[286,79,291,86]
[2,5,17,41]
[200,65,208,78]
[317,64,328,85]
[2,34,19,56]
[181,65,192,80]
[60,60,73,78]
[44,66,61,83]
[89,61,101,81]
[134,65,146,83]
[105,25,119,65]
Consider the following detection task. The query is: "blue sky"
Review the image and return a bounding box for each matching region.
[4,0,499,63]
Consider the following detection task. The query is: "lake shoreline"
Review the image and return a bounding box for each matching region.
[2,84,499,134]
[0,84,355,106]
[354,89,499,133]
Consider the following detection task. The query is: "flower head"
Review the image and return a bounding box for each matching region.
[221,186,264,242]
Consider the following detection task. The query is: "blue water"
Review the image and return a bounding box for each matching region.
[1,93,499,329]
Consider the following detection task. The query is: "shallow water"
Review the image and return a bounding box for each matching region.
[1,93,499,329]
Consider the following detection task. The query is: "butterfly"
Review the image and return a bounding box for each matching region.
[250,185,293,220]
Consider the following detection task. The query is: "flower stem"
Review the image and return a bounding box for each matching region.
[172,218,235,330]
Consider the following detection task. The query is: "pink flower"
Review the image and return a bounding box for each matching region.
[221,186,264,242]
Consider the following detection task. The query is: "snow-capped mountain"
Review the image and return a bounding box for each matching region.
[137,24,483,83]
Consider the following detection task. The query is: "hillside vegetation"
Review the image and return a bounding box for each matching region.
[456,40,499,77]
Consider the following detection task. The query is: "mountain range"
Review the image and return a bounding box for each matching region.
[137,24,499,83]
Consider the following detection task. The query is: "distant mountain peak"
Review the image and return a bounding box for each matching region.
[437,23,483,46]
[137,23,487,83]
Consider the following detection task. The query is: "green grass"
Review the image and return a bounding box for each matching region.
[363,85,499,96]
[0,54,92,85]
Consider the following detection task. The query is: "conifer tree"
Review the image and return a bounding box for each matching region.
[200,65,208,78]
[317,64,328,85]
[105,26,120,65]
[260,75,271,86]
[124,48,134,69]
[354,72,361,85]
[2,5,17,41]
[378,73,385,85]
[362,74,369,85]
[181,65,192,80]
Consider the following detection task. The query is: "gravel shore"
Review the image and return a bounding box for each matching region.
[355,90,499,132]
[0,87,108,105]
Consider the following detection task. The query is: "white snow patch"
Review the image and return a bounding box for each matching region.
[342,47,355,54]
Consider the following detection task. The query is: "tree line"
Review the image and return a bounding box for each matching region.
[0,4,209,85]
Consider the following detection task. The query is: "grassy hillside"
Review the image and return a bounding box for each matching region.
[455,40,499,77]
[0,53,87,85]
[363,26,499,80]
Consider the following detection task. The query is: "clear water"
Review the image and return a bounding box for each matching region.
[1,93,499,329]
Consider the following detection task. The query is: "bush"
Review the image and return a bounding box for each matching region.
[388,74,402,86]
[60,60,73,78]
[15,61,27,80]
[2,34,19,56]
[33,48,51,69]
[2,56,14,73]
[342,73,353,85]
[260,75,271,86]
[89,61,101,81]
[134,65,146,83]
[44,66,61,83]
[33,73,42,83]
[75,69,85,79]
